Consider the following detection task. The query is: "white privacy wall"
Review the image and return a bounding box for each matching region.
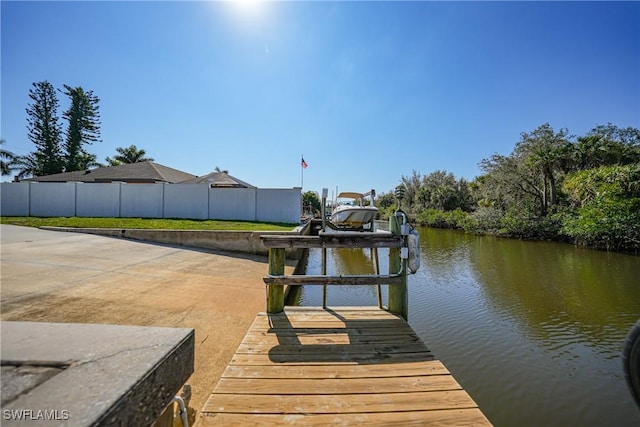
[120,184,164,218]
[76,183,121,217]
[0,182,302,223]
[210,188,256,221]
[0,182,30,216]
[164,184,209,220]
[257,188,302,223]
[30,182,76,217]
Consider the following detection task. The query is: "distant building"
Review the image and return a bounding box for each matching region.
[22,161,196,184]
[179,171,255,188]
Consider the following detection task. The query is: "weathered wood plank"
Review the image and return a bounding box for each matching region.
[241,331,421,345]
[235,342,431,355]
[213,375,462,394]
[260,306,403,320]
[229,351,434,365]
[263,274,404,286]
[277,306,390,312]
[203,390,476,414]
[260,234,403,249]
[200,308,492,426]
[243,327,416,337]
[253,317,409,330]
[220,360,450,379]
[257,309,403,320]
[199,409,491,426]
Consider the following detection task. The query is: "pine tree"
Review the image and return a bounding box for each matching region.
[62,85,101,172]
[25,81,63,175]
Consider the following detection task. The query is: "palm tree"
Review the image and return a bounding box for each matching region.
[214,166,229,174]
[105,145,154,166]
[78,151,104,169]
[12,153,41,179]
[0,139,16,176]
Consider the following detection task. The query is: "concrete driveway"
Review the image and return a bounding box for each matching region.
[0,224,293,422]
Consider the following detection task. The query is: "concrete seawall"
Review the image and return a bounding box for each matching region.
[40,226,307,258]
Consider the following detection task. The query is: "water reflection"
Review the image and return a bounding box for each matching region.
[413,227,640,426]
[331,248,375,274]
[298,248,386,307]
[300,228,640,426]
[467,234,640,357]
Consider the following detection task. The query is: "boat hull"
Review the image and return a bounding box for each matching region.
[329,206,378,230]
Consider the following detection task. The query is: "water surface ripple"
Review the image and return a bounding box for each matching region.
[298,229,640,426]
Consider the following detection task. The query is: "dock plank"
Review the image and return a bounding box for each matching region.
[229,351,434,365]
[236,342,430,355]
[204,390,477,413]
[241,331,421,345]
[202,409,491,426]
[220,360,450,379]
[200,308,492,426]
[213,375,462,394]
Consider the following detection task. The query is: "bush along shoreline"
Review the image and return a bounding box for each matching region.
[374,123,639,255]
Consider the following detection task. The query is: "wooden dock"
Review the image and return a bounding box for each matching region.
[200,307,492,426]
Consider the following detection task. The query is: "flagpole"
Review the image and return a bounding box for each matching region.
[301,154,304,190]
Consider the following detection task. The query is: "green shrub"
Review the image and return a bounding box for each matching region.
[416,208,467,229]
[561,164,640,252]
[500,209,562,239]
[461,206,503,234]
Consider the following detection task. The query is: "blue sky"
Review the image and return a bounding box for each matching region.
[2,1,639,198]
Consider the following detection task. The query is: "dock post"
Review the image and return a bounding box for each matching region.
[267,247,285,313]
[388,213,408,320]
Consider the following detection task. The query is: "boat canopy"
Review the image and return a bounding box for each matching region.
[337,192,365,199]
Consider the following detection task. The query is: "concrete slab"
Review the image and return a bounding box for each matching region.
[1,321,194,426]
[0,225,295,421]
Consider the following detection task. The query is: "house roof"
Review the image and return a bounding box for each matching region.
[179,172,255,188]
[25,162,197,183]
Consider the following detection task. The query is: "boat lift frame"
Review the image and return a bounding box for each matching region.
[261,216,410,320]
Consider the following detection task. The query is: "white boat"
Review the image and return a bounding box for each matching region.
[328,191,378,231]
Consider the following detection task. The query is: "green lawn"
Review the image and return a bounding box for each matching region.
[0,217,298,231]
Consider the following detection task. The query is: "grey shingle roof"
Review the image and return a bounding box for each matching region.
[25,162,196,183]
[179,172,255,188]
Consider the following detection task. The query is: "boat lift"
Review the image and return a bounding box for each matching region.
[262,190,419,320]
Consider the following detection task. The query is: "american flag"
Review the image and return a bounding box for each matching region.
[301,157,308,169]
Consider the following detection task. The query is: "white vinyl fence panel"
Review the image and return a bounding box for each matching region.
[0,182,301,224]
[164,184,209,220]
[209,188,256,221]
[30,182,76,217]
[0,182,30,216]
[120,184,164,218]
[76,183,121,217]
[257,188,301,224]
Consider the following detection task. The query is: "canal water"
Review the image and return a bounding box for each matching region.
[293,227,640,426]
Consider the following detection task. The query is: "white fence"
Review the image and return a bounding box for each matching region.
[0,182,302,224]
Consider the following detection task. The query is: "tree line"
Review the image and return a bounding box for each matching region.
[2,81,153,179]
[376,123,640,253]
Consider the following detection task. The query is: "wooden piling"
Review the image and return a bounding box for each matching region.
[267,247,286,313]
[388,213,408,320]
